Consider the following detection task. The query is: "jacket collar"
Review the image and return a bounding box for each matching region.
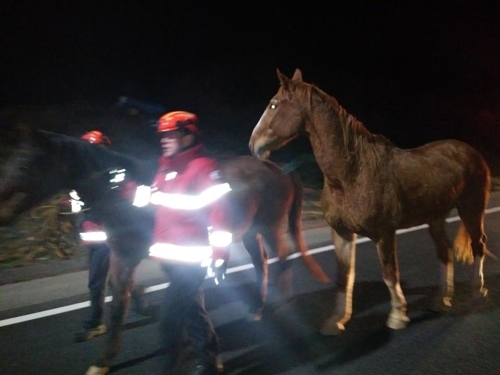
[158,144,204,172]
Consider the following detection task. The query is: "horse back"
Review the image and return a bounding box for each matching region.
[392,139,490,226]
[395,140,489,193]
[321,139,490,234]
[221,156,295,233]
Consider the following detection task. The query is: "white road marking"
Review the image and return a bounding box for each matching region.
[2,206,500,328]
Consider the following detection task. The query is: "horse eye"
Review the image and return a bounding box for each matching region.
[270,104,277,109]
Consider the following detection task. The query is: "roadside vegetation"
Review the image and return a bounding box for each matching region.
[0,101,498,270]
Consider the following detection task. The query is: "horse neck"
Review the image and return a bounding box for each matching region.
[47,138,133,194]
[35,131,154,202]
[305,90,377,185]
[72,149,155,203]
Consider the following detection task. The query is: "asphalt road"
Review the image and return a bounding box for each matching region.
[1,194,500,375]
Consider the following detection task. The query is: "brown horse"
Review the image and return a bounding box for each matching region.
[249,68,493,336]
[222,155,330,319]
[0,124,328,374]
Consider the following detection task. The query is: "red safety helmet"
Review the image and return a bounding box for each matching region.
[157,111,200,134]
[81,130,111,146]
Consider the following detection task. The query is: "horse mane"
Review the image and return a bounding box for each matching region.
[286,80,393,180]
[36,130,155,185]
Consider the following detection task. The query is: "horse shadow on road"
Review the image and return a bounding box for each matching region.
[214,275,500,375]
[106,273,500,374]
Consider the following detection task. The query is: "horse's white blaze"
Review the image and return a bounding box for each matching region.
[250,108,275,158]
[251,110,268,138]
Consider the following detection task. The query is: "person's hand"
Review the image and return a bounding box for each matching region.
[207,257,227,285]
[149,190,162,206]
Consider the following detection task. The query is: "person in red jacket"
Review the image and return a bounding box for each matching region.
[74,131,149,343]
[72,131,113,342]
[147,111,231,375]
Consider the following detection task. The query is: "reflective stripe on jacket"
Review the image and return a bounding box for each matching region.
[152,144,229,250]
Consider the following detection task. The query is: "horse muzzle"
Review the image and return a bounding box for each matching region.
[248,141,270,160]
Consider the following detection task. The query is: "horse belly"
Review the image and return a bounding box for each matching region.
[398,194,456,228]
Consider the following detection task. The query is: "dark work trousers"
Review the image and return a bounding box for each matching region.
[159,262,220,369]
[86,243,111,326]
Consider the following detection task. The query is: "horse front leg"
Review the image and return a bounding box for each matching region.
[376,233,409,330]
[86,251,138,375]
[320,228,356,336]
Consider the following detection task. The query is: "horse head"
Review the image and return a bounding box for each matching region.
[0,124,156,226]
[249,68,307,159]
[0,123,69,225]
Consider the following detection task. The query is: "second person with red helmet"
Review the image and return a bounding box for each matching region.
[74,130,151,342]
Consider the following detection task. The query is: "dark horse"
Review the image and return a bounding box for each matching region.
[249,69,493,336]
[0,124,328,374]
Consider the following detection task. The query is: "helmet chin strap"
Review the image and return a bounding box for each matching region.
[168,136,197,158]
[179,133,197,152]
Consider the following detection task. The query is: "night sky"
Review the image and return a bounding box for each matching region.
[2,2,500,154]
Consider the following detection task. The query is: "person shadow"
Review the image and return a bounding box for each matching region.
[107,273,500,374]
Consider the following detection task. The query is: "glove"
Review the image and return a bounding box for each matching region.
[207,249,229,285]
[207,257,227,285]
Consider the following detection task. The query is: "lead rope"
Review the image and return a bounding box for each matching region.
[279,153,316,173]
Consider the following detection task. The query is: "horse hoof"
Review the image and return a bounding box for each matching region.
[386,315,409,330]
[86,366,110,375]
[473,287,488,300]
[246,306,264,322]
[430,297,452,312]
[319,319,344,336]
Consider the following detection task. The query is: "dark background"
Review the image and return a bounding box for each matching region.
[2,1,500,177]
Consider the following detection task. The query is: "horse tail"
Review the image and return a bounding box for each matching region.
[454,222,497,264]
[453,223,474,264]
[454,159,496,264]
[288,171,331,283]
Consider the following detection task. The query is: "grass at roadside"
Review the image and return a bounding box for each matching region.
[1,173,499,273]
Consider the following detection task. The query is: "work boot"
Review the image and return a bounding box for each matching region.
[131,285,157,317]
[74,322,107,343]
[131,285,144,310]
[189,356,224,375]
[190,363,224,375]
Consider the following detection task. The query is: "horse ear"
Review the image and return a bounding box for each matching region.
[0,116,32,147]
[277,69,290,89]
[17,122,35,144]
[291,68,303,82]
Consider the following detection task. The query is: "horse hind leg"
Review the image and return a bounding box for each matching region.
[86,252,138,375]
[261,227,294,305]
[428,219,454,310]
[456,196,489,300]
[242,229,268,321]
[376,233,410,330]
